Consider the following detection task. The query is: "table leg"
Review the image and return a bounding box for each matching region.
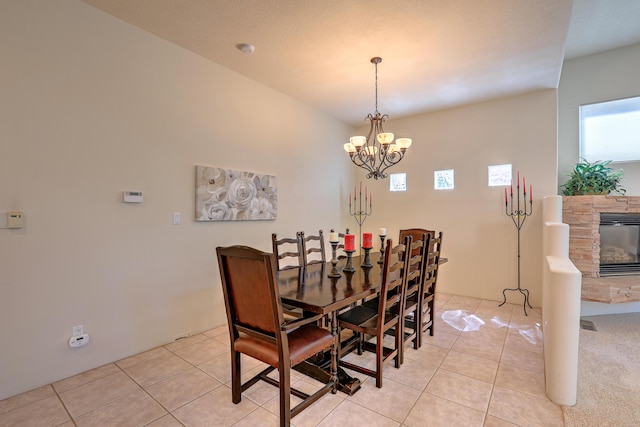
[292,312,362,395]
[330,311,338,394]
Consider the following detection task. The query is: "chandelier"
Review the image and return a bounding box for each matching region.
[343,57,412,180]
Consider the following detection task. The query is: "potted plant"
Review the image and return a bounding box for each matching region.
[560,159,626,196]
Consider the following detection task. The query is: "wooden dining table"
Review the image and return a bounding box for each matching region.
[278,251,448,394]
[277,252,384,395]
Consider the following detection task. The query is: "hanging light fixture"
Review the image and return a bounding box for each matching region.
[344,57,412,180]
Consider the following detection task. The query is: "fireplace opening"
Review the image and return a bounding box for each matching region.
[600,213,640,276]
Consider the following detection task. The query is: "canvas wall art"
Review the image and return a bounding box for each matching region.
[195,166,277,221]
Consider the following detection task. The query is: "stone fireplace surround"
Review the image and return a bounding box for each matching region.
[562,195,640,303]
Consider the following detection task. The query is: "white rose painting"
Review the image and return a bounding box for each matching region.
[195,166,277,221]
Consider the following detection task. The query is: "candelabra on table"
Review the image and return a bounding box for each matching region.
[377,231,387,264]
[349,182,372,255]
[327,232,342,278]
[499,172,534,315]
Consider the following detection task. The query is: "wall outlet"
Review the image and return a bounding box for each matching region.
[72,325,83,337]
[69,333,90,348]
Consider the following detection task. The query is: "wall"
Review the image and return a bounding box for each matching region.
[558,43,640,315]
[352,90,558,306]
[0,0,353,399]
[558,43,640,196]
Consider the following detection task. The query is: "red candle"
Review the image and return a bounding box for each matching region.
[504,188,508,205]
[510,180,513,196]
[523,176,526,192]
[517,170,520,188]
[344,234,355,251]
[363,232,373,249]
[530,185,533,202]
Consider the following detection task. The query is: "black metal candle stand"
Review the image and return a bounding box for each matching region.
[349,183,372,255]
[328,241,341,278]
[499,179,534,315]
[361,247,373,268]
[343,250,356,273]
[377,235,386,264]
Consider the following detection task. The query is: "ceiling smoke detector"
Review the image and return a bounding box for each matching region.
[236,43,255,54]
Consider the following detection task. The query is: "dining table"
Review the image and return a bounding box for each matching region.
[278,251,448,395]
[278,252,384,395]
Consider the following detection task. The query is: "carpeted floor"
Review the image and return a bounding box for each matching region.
[563,313,640,426]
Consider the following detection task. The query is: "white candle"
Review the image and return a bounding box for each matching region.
[329,232,340,242]
[378,228,387,236]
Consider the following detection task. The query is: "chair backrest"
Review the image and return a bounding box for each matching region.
[378,236,412,319]
[216,245,284,342]
[300,230,326,266]
[424,231,443,294]
[399,229,428,288]
[271,232,303,271]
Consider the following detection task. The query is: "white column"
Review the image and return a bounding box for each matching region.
[542,195,582,406]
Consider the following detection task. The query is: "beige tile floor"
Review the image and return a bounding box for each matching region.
[0,293,564,426]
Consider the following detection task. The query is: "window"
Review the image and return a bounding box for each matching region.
[488,164,512,187]
[389,173,406,192]
[434,169,454,190]
[580,96,640,163]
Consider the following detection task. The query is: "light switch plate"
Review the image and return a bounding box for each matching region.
[7,211,23,228]
[123,191,144,203]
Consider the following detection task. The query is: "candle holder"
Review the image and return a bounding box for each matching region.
[343,249,356,273]
[349,182,372,255]
[377,234,386,264]
[361,247,373,268]
[327,241,341,278]
[499,174,534,316]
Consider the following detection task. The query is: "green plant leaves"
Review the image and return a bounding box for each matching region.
[561,159,626,196]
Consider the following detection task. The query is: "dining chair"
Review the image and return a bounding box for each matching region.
[361,231,426,363]
[216,245,337,426]
[419,231,443,343]
[336,236,411,388]
[271,232,305,318]
[272,232,304,270]
[395,229,428,363]
[300,230,326,266]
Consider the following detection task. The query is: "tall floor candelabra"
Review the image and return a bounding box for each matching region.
[349,182,372,254]
[499,172,534,315]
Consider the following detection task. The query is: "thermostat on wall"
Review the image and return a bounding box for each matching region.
[123,191,144,203]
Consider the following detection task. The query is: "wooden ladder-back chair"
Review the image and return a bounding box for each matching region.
[272,232,306,318]
[216,245,337,426]
[336,236,411,388]
[395,229,428,363]
[271,233,304,271]
[419,231,443,343]
[300,230,326,266]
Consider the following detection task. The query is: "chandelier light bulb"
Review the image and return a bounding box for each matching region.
[350,136,366,147]
[344,142,356,153]
[377,133,394,145]
[395,138,412,149]
[364,146,378,156]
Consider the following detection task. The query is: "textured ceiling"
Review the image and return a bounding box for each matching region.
[83,0,640,125]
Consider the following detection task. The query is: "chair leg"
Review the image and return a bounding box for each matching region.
[376,334,383,388]
[231,350,241,403]
[279,361,291,427]
[429,299,435,336]
[416,300,423,349]
[396,320,403,367]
